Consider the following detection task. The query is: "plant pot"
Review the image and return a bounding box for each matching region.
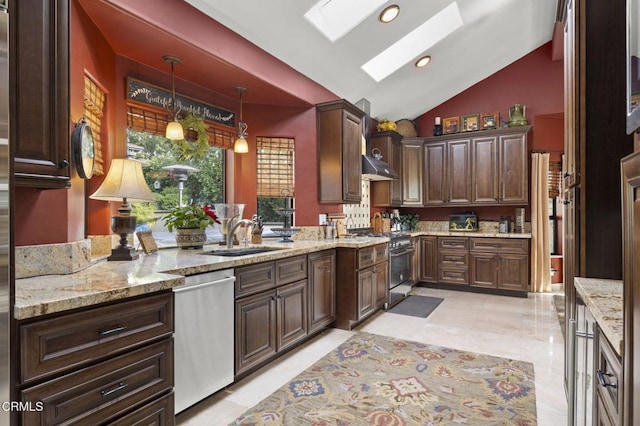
[175,228,207,249]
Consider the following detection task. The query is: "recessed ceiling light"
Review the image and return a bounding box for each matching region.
[304,0,388,42]
[379,5,400,23]
[415,55,431,68]
[362,2,464,82]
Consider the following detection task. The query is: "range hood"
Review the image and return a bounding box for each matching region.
[356,98,399,181]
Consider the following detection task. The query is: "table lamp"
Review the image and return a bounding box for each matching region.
[90,158,156,261]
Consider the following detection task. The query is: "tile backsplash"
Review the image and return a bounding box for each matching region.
[342,179,371,229]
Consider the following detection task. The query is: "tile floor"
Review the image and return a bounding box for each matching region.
[176,286,568,425]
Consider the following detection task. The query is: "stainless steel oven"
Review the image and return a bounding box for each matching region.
[387,234,414,308]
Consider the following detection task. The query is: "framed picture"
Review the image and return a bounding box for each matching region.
[461,114,480,132]
[480,112,500,130]
[443,116,460,134]
[136,230,158,254]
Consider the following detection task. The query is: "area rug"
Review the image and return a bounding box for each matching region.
[553,294,565,341]
[387,295,444,318]
[231,332,537,425]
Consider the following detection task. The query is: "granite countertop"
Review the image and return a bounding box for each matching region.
[409,231,532,239]
[15,231,531,321]
[574,277,623,356]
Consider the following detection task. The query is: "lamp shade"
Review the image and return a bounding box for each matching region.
[234,136,249,153]
[165,120,184,140]
[90,159,155,202]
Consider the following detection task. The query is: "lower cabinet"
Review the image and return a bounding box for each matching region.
[336,243,389,330]
[17,292,175,426]
[469,238,529,293]
[438,237,469,285]
[594,326,622,426]
[419,236,437,282]
[308,250,336,333]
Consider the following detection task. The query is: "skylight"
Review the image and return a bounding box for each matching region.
[362,2,464,82]
[304,0,388,42]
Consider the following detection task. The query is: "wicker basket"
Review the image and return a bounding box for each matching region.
[395,119,418,138]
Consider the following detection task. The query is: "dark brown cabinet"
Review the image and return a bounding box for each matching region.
[11,0,71,188]
[317,99,364,204]
[423,139,471,206]
[371,131,403,206]
[437,237,469,285]
[336,243,388,330]
[235,257,309,376]
[469,238,529,294]
[18,292,175,425]
[401,139,424,206]
[308,250,336,333]
[594,327,622,426]
[419,236,438,282]
[471,129,529,205]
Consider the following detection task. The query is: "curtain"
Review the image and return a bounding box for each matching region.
[530,153,551,292]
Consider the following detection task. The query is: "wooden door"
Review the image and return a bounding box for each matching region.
[498,133,528,204]
[419,236,438,282]
[374,261,388,308]
[471,136,499,204]
[497,253,529,291]
[402,140,424,206]
[357,267,375,319]
[423,142,447,206]
[447,139,472,204]
[342,108,363,203]
[276,280,308,351]
[235,290,277,375]
[470,252,498,288]
[308,251,335,333]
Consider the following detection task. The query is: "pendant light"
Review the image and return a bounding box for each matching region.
[164,55,184,140]
[234,86,249,153]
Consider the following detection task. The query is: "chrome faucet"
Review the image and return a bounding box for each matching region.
[227,218,254,248]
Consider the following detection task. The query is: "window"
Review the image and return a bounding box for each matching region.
[548,160,562,254]
[83,76,106,175]
[256,137,295,233]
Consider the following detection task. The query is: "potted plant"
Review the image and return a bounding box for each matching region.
[162,204,220,249]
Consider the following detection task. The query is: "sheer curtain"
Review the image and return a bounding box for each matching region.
[530,152,551,292]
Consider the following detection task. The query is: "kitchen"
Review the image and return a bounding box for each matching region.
[3,0,639,425]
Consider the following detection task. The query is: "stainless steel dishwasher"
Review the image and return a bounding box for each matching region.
[174,269,235,414]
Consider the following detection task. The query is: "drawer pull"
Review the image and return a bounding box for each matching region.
[596,370,617,389]
[101,382,128,397]
[99,326,127,336]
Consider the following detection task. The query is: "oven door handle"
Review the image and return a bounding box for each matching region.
[390,247,415,257]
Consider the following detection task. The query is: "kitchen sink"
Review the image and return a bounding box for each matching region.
[202,247,284,257]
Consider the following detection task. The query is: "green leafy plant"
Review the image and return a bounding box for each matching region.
[399,213,420,231]
[170,114,210,161]
[131,202,158,226]
[162,204,220,232]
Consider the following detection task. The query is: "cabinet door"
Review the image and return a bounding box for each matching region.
[390,138,403,205]
[447,139,472,204]
[471,136,499,204]
[357,268,375,319]
[12,0,71,188]
[277,280,308,351]
[470,252,498,288]
[371,132,403,206]
[499,133,528,204]
[374,261,388,308]
[342,108,363,203]
[419,236,438,282]
[497,253,529,291]
[235,291,277,375]
[423,142,447,206]
[402,141,424,206]
[308,251,336,333]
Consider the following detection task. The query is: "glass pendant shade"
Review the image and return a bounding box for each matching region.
[166,120,184,140]
[234,136,249,153]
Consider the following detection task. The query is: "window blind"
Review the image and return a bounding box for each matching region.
[548,161,562,198]
[256,136,295,197]
[83,76,105,175]
[126,105,234,149]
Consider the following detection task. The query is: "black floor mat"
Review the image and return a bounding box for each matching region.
[387,295,444,318]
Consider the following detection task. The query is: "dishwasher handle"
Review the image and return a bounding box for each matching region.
[174,276,236,293]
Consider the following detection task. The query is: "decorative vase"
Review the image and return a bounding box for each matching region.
[508,104,527,127]
[175,228,207,249]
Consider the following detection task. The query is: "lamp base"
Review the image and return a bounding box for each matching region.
[107,244,139,261]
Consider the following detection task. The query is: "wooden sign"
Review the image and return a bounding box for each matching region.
[127,77,235,128]
[136,230,158,254]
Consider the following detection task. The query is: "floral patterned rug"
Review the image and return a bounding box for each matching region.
[231,332,537,425]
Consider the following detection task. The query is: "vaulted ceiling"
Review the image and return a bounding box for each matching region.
[79,0,558,121]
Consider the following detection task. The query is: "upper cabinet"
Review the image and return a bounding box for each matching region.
[371,130,402,207]
[401,138,424,207]
[423,138,471,206]
[317,100,364,204]
[10,0,71,189]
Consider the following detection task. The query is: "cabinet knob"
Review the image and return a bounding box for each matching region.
[59,159,69,168]
[564,172,570,178]
[563,199,571,205]
[596,370,617,388]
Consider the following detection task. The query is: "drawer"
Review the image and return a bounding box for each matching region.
[276,255,308,285]
[438,251,469,267]
[373,243,388,263]
[22,339,173,426]
[470,238,528,253]
[236,262,276,297]
[438,267,469,285]
[20,292,174,384]
[439,237,469,250]
[109,392,174,426]
[358,246,375,269]
[595,329,622,424]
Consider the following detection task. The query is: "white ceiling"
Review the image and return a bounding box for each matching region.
[186,0,558,121]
